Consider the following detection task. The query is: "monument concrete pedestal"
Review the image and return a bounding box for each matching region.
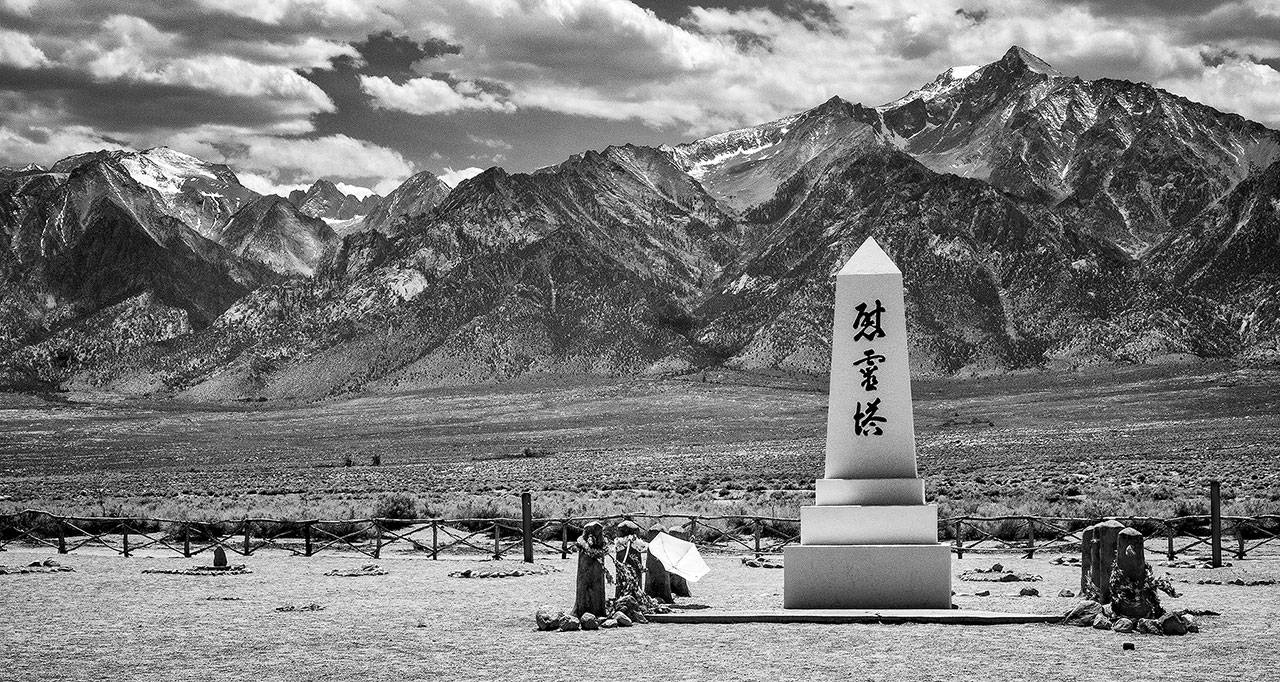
[784,237,952,610]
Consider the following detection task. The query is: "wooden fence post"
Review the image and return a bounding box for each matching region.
[122,523,131,558]
[243,520,252,557]
[492,520,501,560]
[56,517,66,554]
[954,520,964,559]
[1236,524,1246,560]
[521,492,534,564]
[1210,480,1222,568]
[753,519,762,554]
[560,520,569,560]
[183,523,191,559]
[303,522,313,557]
[431,520,438,560]
[373,520,383,560]
[1024,518,1036,558]
[1166,523,1175,561]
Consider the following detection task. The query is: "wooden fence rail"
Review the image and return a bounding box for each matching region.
[1,509,1276,563]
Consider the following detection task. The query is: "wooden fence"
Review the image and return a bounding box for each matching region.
[1,507,1275,566]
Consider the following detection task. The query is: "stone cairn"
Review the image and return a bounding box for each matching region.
[1063,520,1194,635]
[536,521,673,633]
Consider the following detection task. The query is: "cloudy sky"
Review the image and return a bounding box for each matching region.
[2,0,1279,195]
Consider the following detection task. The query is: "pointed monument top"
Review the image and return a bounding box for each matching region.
[838,237,900,276]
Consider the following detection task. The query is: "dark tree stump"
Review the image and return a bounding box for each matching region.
[1094,520,1124,604]
[614,521,645,600]
[1110,527,1162,619]
[573,521,607,618]
[667,526,692,598]
[643,523,673,603]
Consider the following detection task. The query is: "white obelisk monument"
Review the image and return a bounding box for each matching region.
[783,237,952,609]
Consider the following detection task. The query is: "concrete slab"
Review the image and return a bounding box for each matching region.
[784,543,952,608]
[649,609,1059,625]
[815,477,925,506]
[799,504,938,545]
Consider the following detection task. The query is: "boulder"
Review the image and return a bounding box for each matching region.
[580,613,599,631]
[1113,618,1136,633]
[1122,642,1135,651]
[601,618,617,629]
[535,606,566,632]
[559,616,581,632]
[1092,614,1113,630]
[1058,589,1075,598]
[1159,613,1188,636]
[1019,587,1040,597]
[1137,618,1162,635]
[614,612,633,627]
[1063,600,1103,627]
[213,546,228,568]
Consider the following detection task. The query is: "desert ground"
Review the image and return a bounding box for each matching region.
[1,544,1276,681]
[1,362,1277,523]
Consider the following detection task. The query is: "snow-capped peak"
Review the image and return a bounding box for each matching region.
[881,64,981,109]
[118,147,220,196]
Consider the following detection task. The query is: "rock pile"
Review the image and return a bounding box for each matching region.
[325,564,389,577]
[0,559,73,575]
[959,562,1042,582]
[142,564,251,576]
[741,555,783,569]
[449,564,560,579]
[535,595,666,633]
[1063,601,1198,635]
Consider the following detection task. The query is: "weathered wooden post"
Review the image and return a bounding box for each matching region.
[667,525,692,598]
[373,520,383,560]
[1165,522,1175,561]
[572,521,607,618]
[954,520,964,559]
[492,520,501,560]
[644,523,673,603]
[560,520,569,560]
[1236,524,1246,560]
[521,492,534,564]
[753,519,762,554]
[122,522,131,558]
[303,522,313,557]
[1024,518,1037,558]
[183,527,191,559]
[1210,480,1222,568]
[1080,524,1096,596]
[431,520,438,560]
[56,517,66,555]
[242,520,251,557]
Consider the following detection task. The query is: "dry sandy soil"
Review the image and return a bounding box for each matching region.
[0,545,1276,681]
[0,363,1277,522]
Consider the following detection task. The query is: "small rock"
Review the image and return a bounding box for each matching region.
[974,590,990,597]
[1122,642,1135,651]
[580,613,599,631]
[1063,600,1103,627]
[1137,618,1162,635]
[1102,604,1115,619]
[1159,613,1188,636]
[630,610,649,624]
[1092,614,1113,630]
[1113,618,1135,633]
[1058,589,1075,598]
[601,619,617,629]
[42,559,60,567]
[1019,587,1040,597]
[559,616,581,632]
[991,563,1003,572]
[614,612,633,627]
[535,606,566,632]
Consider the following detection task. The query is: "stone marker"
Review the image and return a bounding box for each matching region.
[667,526,692,598]
[1110,528,1161,619]
[784,237,951,609]
[1094,520,1124,603]
[213,546,228,568]
[643,523,674,603]
[573,522,607,618]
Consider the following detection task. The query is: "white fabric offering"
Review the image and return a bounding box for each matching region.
[646,532,710,582]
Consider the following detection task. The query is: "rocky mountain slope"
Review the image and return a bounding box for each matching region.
[1,46,1277,398]
[217,196,337,277]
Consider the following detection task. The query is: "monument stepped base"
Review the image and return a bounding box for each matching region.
[783,544,952,609]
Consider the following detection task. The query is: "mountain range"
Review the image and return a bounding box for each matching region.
[1,46,1276,399]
